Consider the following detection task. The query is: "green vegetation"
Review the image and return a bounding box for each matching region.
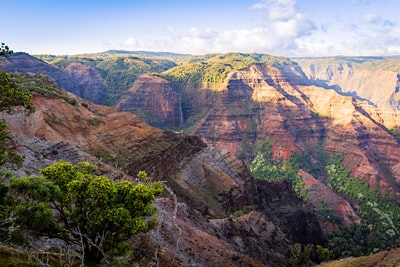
[37,53,177,105]
[163,53,292,86]
[0,71,31,175]
[0,72,163,264]
[326,157,400,257]
[8,72,78,105]
[289,243,313,267]
[249,140,309,200]
[0,43,13,57]
[0,70,31,246]
[286,144,400,257]
[0,72,32,113]
[287,144,329,180]
[316,244,334,262]
[88,115,102,126]
[9,161,163,265]
[357,56,400,73]
[251,133,400,259]
[289,243,333,266]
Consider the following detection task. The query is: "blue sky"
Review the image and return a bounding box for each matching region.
[3,0,400,56]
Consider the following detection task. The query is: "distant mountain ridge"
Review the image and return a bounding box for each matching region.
[293,56,400,110]
[104,49,192,59]
[3,51,400,261]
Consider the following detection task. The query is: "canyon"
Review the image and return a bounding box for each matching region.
[2,52,400,265]
[110,55,400,213]
[0,78,324,266]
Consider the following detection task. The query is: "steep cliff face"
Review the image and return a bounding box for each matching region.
[106,59,400,229]
[6,51,400,260]
[133,151,324,267]
[294,57,400,110]
[140,151,324,267]
[187,64,400,198]
[116,74,182,128]
[63,62,106,104]
[135,62,400,231]
[1,87,325,266]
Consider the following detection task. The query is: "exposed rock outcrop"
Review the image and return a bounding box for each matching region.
[7,52,400,233]
[120,62,400,229]
[294,57,400,110]
[63,62,106,104]
[1,87,325,266]
[116,74,182,128]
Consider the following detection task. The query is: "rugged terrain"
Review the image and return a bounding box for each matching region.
[0,70,325,266]
[293,56,400,110]
[110,55,400,228]
[3,52,400,265]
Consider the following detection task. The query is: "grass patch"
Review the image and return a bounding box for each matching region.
[0,244,80,267]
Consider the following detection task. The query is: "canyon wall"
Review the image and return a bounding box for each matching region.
[0,88,325,266]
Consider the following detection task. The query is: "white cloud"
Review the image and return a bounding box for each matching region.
[362,13,382,23]
[122,37,139,48]
[114,0,316,56]
[267,0,297,21]
[116,0,399,57]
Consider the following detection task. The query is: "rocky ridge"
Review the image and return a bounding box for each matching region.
[111,61,400,230]
[1,53,106,104]
[191,63,400,224]
[116,74,182,128]
[0,84,325,266]
[4,52,400,262]
[293,57,400,110]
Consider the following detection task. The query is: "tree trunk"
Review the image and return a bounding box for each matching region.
[84,245,103,265]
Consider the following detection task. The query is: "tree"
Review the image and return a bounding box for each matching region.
[10,161,163,265]
[316,245,333,262]
[289,243,312,267]
[0,71,32,113]
[249,151,309,200]
[0,70,31,176]
[0,71,31,244]
[0,43,13,57]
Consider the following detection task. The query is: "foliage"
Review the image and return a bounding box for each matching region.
[163,53,293,86]
[0,121,24,171]
[289,243,312,267]
[326,157,400,257]
[0,72,32,113]
[0,71,32,172]
[9,72,78,105]
[88,115,102,126]
[316,244,334,262]
[315,200,341,225]
[289,147,400,257]
[283,146,400,258]
[0,244,81,267]
[288,144,329,179]
[37,53,177,105]
[0,43,13,57]
[10,161,163,264]
[0,70,32,245]
[249,145,309,201]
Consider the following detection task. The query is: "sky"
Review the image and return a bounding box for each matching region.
[2,0,400,57]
